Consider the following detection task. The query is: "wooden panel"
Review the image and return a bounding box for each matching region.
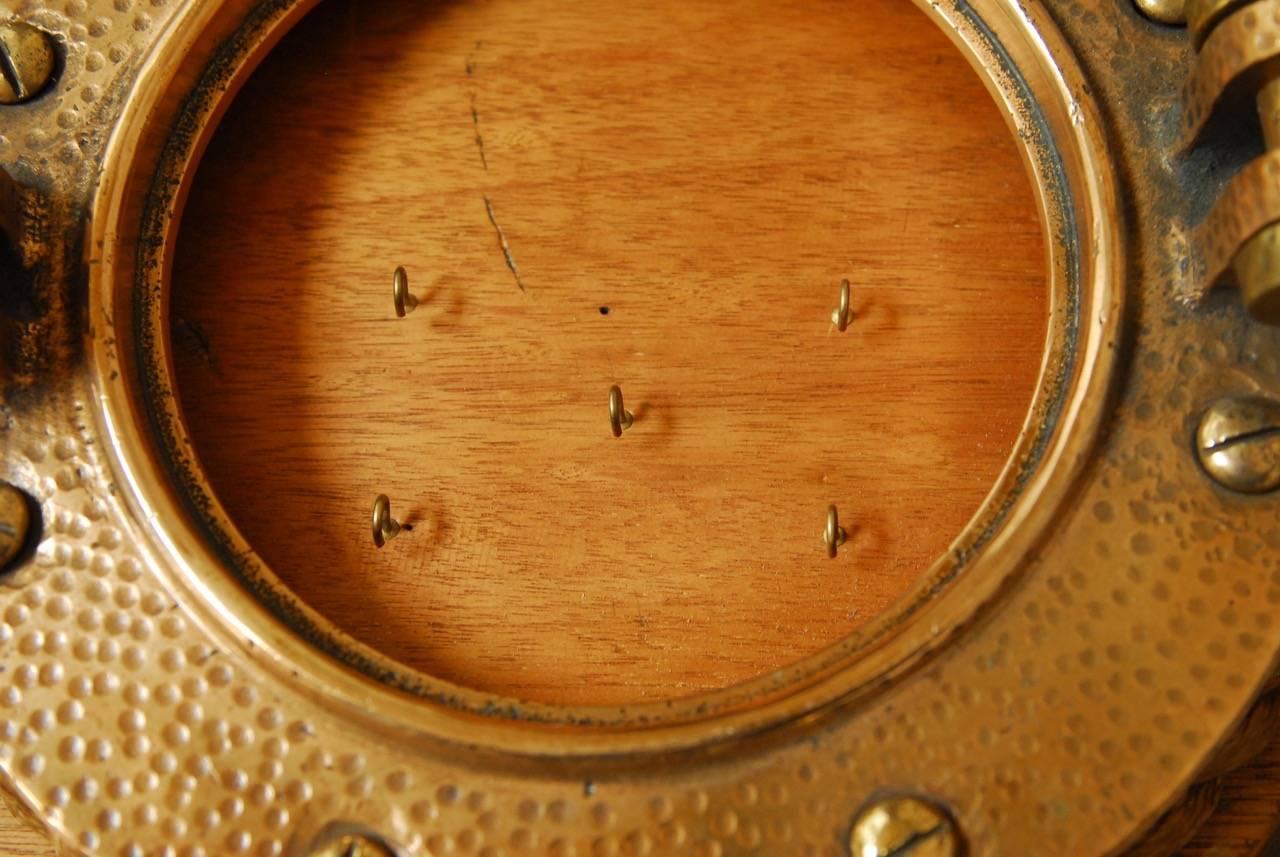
[170,0,1046,706]
[0,811,51,857]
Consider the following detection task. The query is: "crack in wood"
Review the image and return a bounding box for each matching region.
[483,195,525,292]
[470,93,488,171]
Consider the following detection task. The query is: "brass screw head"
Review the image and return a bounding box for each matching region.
[1134,0,1187,25]
[310,835,397,857]
[1196,395,1280,494]
[0,481,30,573]
[0,21,58,105]
[849,796,960,857]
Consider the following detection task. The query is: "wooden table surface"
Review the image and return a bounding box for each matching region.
[6,0,1275,852]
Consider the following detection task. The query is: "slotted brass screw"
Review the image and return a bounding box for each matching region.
[1133,0,1187,24]
[310,835,396,857]
[849,796,960,857]
[0,481,30,574]
[1196,394,1280,494]
[0,21,57,105]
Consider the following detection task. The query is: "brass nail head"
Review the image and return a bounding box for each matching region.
[309,834,397,857]
[832,278,852,331]
[609,384,634,438]
[0,21,57,105]
[824,504,848,559]
[849,795,960,857]
[1196,394,1280,494]
[0,481,30,573]
[1133,0,1187,25]
[392,266,418,318]
[371,494,402,548]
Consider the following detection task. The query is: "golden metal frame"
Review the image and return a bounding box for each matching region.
[0,0,1277,854]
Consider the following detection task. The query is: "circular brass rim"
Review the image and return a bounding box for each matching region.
[85,0,1120,753]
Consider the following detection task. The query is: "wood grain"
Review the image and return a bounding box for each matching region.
[0,809,51,857]
[169,0,1047,707]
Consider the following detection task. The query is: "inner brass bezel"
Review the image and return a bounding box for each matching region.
[87,0,1120,753]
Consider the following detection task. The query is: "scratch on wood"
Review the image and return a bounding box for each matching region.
[483,195,525,292]
[470,93,489,171]
[173,316,216,371]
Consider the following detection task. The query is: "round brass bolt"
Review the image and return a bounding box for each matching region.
[1134,0,1187,24]
[0,481,30,573]
[0,21,58,105]
[1196,394,1280,494]
[850,795,960,857]
[310,834,397,857]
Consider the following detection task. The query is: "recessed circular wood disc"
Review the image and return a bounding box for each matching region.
[170,0,1046,706]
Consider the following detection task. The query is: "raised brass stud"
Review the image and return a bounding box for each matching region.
[849,795,960,857]
[310,834,397,857]
[1196,394,1280,494]
[392,266,418,318]
[832,278,853,331]
[371,494,402,549]
[0,21,58,105]
[0,481,30,572]
[609,384,634,438]
[824,504,847,559]
[1133,0,1186,25]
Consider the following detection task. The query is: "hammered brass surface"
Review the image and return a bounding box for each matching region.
[0,0,1277,856]
[1179,0,1277,146]
[1181,0,1280,320]
[1187,0,1255,43]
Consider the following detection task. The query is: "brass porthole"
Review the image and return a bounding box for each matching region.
[0,0,1277,854]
